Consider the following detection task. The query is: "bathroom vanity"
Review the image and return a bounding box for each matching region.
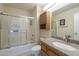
[41,41,66,56]
[41,42,65,56]
[40,38,79,56]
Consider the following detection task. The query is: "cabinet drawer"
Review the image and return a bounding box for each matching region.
[47,45,58,56]
[47,45,65,56]
[41,50,47,56]
[41,43,47,52]
[47,50,57,56]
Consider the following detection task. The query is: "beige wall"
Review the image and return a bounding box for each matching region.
[3,6,31,16]
[0,4,3,48]
[32,6,41,43]
[52,6,79,39]
[0,4,3,11]
[40,30,51,38]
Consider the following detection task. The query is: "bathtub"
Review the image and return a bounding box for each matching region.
[0,43,37,56]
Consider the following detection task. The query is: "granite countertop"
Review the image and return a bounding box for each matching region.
[40,38,79,56]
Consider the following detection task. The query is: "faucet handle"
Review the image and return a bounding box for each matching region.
[62,35,71,43]
[63,36,66,41]
[65,35,71,39]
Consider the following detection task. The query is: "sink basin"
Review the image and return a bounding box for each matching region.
[52,42,77,51]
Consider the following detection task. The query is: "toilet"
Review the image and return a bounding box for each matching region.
[32,45,41,56]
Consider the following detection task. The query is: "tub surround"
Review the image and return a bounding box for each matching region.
[0,43,36,56]
[40,38,79,56]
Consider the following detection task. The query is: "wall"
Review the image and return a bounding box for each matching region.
[52,6,79,39]
[3,5,31,16]
[0,4,3,48]
[32,6,41,43]
[0,4,3,11]
[40,30,51,38]
[0,5,33,48]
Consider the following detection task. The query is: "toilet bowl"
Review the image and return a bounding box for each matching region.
[32,45,41,56]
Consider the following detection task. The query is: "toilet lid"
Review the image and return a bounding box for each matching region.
[32,45,41,51]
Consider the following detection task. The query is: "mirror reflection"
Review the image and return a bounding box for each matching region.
[52,3,79,40]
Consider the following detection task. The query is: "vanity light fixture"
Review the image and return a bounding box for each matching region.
[48,3,70,11]
[43,3,56,11]
[43,3,70,12]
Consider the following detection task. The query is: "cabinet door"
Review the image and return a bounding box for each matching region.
[41,42,65,56]
[40,12,47,25]
[41,43,47,52]
[47,50,57,56]
[41,50,47,56]
[40,12,47,29]
[47,45,65,56]
[40,12,51,30]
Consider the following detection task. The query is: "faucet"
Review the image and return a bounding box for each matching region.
[64,35,71,43]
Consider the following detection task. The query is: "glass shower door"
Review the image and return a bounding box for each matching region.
[0,15,9,48]
[0,14,31,48]
[8,16,27,47]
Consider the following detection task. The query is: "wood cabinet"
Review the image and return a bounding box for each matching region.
[39,11,51,30]
[41,41,66,56]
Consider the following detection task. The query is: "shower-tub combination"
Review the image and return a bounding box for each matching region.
[0,12,38,56]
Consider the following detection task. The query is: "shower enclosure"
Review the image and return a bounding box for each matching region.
[0,12,34,49]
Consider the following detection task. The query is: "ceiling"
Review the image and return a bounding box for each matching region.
[53,3,79,15]
[3,3,47,11]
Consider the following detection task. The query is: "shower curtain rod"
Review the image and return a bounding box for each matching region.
[0,11,35,19]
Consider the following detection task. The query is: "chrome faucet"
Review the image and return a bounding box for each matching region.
[64,35,71,43]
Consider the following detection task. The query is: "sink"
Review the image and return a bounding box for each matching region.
[52,42,77,51]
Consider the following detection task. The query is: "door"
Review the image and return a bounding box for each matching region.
[8,16,27,47]
[8,16,21,46]
[74,13,79,40]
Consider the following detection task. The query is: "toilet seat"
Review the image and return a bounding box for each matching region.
[32,45,41,51]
